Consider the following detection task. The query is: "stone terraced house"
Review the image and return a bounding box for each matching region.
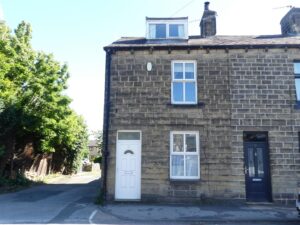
[102,2,300,204]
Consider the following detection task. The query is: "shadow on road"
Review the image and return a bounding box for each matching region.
[0,174,102,224]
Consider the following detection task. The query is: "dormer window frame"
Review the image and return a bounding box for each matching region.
[146,18,188,40]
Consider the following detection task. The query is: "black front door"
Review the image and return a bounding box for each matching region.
[244,132,272,202]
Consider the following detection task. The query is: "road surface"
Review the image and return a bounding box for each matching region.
[0,172,298,225]
[0,172,101,224]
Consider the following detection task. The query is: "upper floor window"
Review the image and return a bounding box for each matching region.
[146,17,188,39]
[294,61,300,102]
[171,61,197,104]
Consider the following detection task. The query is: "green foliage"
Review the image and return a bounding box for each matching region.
[59,113,89,174]
[0,21,89,176]
[94,190,105,205]
[91,130,103,157]
[0,173,32,192]
[93,156,102,164]
[95,131,103,152]
[0,144,5,157]
[12,173,32,186]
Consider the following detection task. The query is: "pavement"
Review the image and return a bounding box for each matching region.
[91,202,300,225]
[0,172,299,224]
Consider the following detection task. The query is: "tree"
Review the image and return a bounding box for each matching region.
[0,21,89,177]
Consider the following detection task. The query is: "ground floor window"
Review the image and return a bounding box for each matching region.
[170,131,200,179]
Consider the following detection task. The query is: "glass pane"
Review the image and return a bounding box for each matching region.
[257,148,264,177]
[155,24,166,38]
[169,24,184,37]
[173,134,183,152]
[178,24,184,37]
[171,155,184,177]
[295,78,300,100]
[185,82,196,102]
[186,155,198,176]
[186,134,196,152]
[185,63,194,79]
[174,63,183,79]
[169,24,179,37]
[149,24,156,39]
[247,148,255,177]
[173,82,183,102]
[118,132,140,140]
[294,62,300,74]
[243,132,267,142]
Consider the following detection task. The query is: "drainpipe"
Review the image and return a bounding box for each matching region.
[102,48,112,202]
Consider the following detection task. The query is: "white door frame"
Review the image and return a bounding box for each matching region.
[115,130,141,200]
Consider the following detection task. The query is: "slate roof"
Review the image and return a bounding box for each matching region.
[104,35,300,50]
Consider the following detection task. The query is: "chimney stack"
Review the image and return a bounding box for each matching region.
[200,2,217,37]
[280,7,300,36]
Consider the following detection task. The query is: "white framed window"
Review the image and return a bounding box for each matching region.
[170,131,200,180]
[146,18,188,39]
[171,61,197,104]
[294,61,300,102]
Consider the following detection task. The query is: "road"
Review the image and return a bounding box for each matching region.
[0,173,298,225]
[0,172,101,224]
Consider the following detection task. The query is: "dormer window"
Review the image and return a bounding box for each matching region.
[146,17,188,39]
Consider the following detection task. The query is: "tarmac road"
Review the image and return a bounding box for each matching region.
[0,172,299,225]
[0,172,101,224]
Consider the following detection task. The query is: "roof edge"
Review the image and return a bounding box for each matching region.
[146,17,188,21]
[104,44,300,52]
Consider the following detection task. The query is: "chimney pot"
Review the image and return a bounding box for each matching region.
[204,2,210,11]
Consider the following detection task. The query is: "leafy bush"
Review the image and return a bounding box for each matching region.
[94,190,104,205]
[93,156,102,164]
[12,173,32,186]
[0,173,32,193]
[0,177,8,187]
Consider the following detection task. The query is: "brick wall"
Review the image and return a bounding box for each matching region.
[106,48,300,204]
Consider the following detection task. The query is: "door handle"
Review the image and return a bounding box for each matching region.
[244,167,248,175]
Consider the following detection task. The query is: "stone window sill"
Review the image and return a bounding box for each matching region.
[167,102,205,108]
[169,179,201,183]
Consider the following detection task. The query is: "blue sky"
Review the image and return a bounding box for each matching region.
[1,0,299,134]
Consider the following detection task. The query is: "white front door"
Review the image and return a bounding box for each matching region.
[115,131,141,200]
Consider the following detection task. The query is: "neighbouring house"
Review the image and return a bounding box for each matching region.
[88,140,99,161]
[102,2,300,204]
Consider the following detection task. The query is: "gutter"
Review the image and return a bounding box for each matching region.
[103,44,300,52]
[102,49,112,202]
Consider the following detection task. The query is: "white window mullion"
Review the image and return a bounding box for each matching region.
[166,23,169,38]
[183,134,186,176]
[183,63,186,102]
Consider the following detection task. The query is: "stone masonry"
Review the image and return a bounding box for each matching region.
[104,47,300,204]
